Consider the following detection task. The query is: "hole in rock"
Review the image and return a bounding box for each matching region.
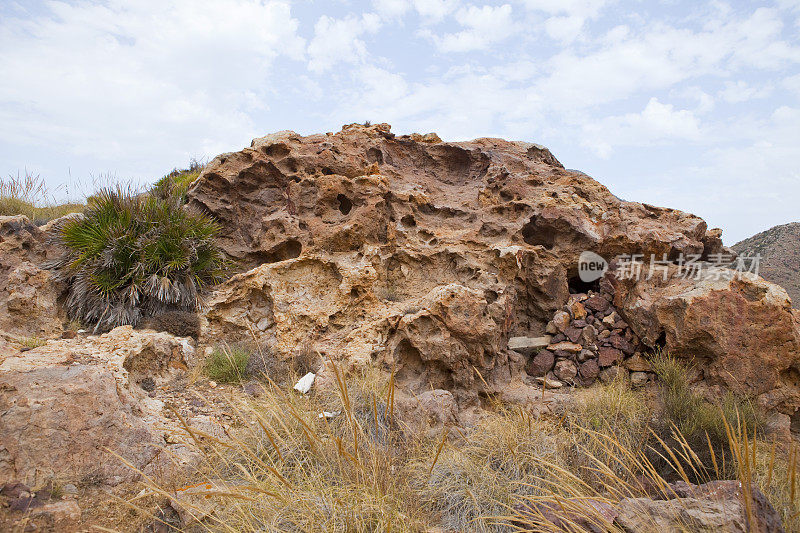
[400,214,416,227]
[791,410,800,434]
[394,339,454,392]
[257,239,302,264]
[337,194,352,215]
[366,147,384,164]
[568,275,599,294]
[262,143,291,158]
[655,332,667,350]
[522,216,556,249]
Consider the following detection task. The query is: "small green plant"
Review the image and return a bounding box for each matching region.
[649,350,764,480]
[152,164,203,206]
[50,186,226,332]
[21,336,47,349]
[204,344,250,383]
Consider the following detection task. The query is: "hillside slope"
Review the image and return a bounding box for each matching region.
[733,222,800,308]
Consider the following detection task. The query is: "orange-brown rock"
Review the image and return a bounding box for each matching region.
[189,124,729,406]
[610,266,800,415]
[0,215,66,349]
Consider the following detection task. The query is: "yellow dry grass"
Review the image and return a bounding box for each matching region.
[124,357,799,532]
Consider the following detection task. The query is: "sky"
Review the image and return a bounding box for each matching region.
[1,1,799,244]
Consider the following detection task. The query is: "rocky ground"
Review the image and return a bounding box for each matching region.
[1,123,799,531]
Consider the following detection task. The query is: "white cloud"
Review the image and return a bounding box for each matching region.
[532,8,800,112]
[307,13,382,73]
[544,15,586,43]
[436,4,517,52]
[522,0,611,42]
[519,0,609,16]
[373,0,411,18]
[373,0,460,22]
[0,0,304,175]
[718,80,773,103]
[582,98,702,157]
[413,0,461,22]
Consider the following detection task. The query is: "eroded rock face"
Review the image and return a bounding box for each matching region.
[616,481,784,533]
[0,215,66,347]
[0,327,198,487]
[610,266,800,415]
[191,124,720,405]
[0,364,159,486]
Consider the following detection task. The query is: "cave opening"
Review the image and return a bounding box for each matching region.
[568,275,599,294]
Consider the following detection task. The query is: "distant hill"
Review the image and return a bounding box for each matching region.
[733,222,800,308]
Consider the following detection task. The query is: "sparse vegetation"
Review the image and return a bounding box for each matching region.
[650,351,765,477]
[20,336,47,349]
[152,159,205,205]
[50,185,226,332]
[0,171,84,224]
[204,344,250,383]
[133,360,798,532]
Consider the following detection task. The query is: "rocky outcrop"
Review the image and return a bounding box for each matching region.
[616,481,784,533]
[0,327,199,487]
[0,363,159,486]
[191,123,723,406]
[0,215,66,349]
[610,266,800,416]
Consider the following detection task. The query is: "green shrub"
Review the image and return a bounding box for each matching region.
[649,351,764,480]
[50,186,226,332]
[152,170,200,206]
[205,344,250,383]
[152,160,204,206]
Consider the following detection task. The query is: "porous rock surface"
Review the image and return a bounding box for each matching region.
[611,265,800,416]
[0,215,66,350]
[190,123,725,407]
[0,326,199,487]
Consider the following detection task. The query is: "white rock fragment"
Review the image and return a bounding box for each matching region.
[535,376,564,388]
[294,372,316,394]
[318,410,340,419]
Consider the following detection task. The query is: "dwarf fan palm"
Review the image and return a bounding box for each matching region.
[49,186,226,332]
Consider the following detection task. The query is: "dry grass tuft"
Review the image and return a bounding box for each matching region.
[130,357,797,532]
[0,171,84,224]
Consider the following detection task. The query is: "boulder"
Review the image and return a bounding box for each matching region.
[611,266,800,414]
[598,347,623,367]
[554,360,578,382]
[0,215,66,347]
[527,349,555,377]
[0,327,198,487]
[0,364,159,486]
[616,481,784,533]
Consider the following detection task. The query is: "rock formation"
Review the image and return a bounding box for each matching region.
[0,326,208,488]
[189,123,727,408]
[0,215,66,352]
[1,123,799,531]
